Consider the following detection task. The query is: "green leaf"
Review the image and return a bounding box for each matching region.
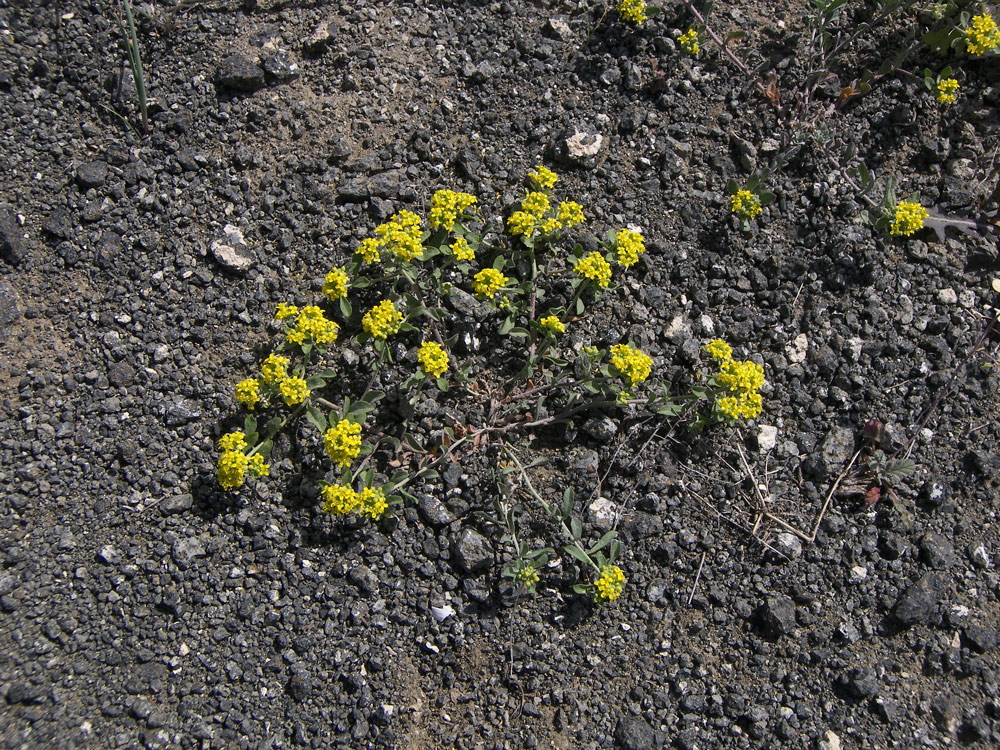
[575,297,585,315]
[305,405,326,433]
[435,377,449,392]
[589,530,616,555]
[570,517,582,541]
[562,488,574,519]
[657,402,683,417]
[565,544,590,566]
[572,583,591,595]
[243,415,258,439]
[264,416,282,438]
[498,317,515,336]
[257,439,273,457]
[339,297,352,318]
[610,540,621,562]
[305,375,327,389]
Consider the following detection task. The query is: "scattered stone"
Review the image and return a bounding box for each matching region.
[849,566,868,584]
[262,49,299,82]
[0,280,21,343]
[571,448,600,476]
[818,730,841,750]
[430,604,455,623]
[418,495,455,527]
[835,620,861,643]
[871,696,898,722]
[919,532,956,569]
[75,162,107,190]
[171,537,207,570]
[963,624,998,653]
[818,426,855,476]
[930,695,958,733]
[160,494,193,516]
[771,532,802,561]
[920,480,949,508]
[786,333,808,365]
[614,716,656,750]
[891,571,946,626]
[347,565,378,597]
[216,54,266,92]
[543,17,573,42]
[451,528,492,573]
[42,208,72,240]
[967,543,990,568]
[587,497,617,531]
[584,416,617,443]
[328,137,353,164]
[838,667,879,700]
[286,672,313,703]
[0,206,26,265]
[303,18,338,54]
[6,682,45,705]
[936,287,958,305]
[97,545,119,565]
[757,425,778,452]
[757,594,796,638]
[553,126,606,169]
[210,224,252,273]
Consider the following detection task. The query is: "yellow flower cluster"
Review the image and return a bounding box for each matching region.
[557,201,585,227]
[278,376,309,406]
[429,190,477,231]
[275,303,298,320]
[708,340,765,422]
[217,431,269,490]
[615,228,646,268]
[418,341,450,377]
[235,378,260,409]
[618,0,647,24]
[966,13,1000,55]
[473,268,508,298]
[575,252,612,288]
[679,28,700,55]
[362,299,403,339]
[284,305,339,347]
[323,267,349,301]
[515,565,540,588]
[730,189,763,220]
[528,165,558,190]
[356,210,424,264]
[595,565,626,602]
[324,420,362,468]
[889,200,928,237]
[540,315,565,334]
[320,484,387,520]
[450,237,475,262]
[260,354,290,385]
[610,343,653,387]
[936,78,959,104]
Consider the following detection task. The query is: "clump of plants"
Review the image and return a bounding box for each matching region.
[216,167,767,603]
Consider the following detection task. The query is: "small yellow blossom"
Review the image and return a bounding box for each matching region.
[260,354,290,385]
[528,165,558,190]
[375,210,424,262]
[286,305,338,347]
[324,420,362,468]
[472,268,508,298]
[358,486,388,520]
[542,218,563,234]
[279,376,309,406]
[362,299,403,339]
[521,191,550,217]
[594,565,626,602]
[615,228,646,268]
[507,210,537,237]
[557,201,585,228]
[936,78,959,104]
[218,431,248,452]
[540,315,565,334]
[247,453,269,478]
[575,252,612,288]
[610,343,653,387]
[515,565,540,588]
[429,190,477,231]
[618,0,647,24]
[321,483,360,515]
[356,237,381,264]
[966,13,1000,55]
[730,189,763,220]
[705,339,733,362]
[235,378,261,410]
[418,341,450,378]
[679,28,700,55]
[450,236,475,262]
[275,303,299,320]
[889,200,928,237]
[323,267,349,301]
[218,449,249,490]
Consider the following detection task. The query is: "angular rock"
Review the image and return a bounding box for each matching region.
[216,54,266,92]
[837,666,879,700]
[543,18,573,42]
[757,594,796,637]
[891,571,946,626]
[303,18,338,54]
[818,426,855,475]
[587,497,617,531]
[757,425,778,452]
[0,280,21,343]
[160,494,193,516]
[75,161,107,189]
[553,126,606,169]
[418,495,455,527]
[584,416,617,443]
[962,624,998,653]
[451,528,492,573]
[0,206,26,265]
[210,224,252,274]
[348,565,378,597]
[614,716,656,750]
[42,208,73,240]
[172,537,207,569]
[771,531,802,561]
[262,49,299,82]
[919,532,956,569]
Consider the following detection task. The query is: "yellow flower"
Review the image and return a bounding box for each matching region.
[218,449,249,490]
[247,453,269,478]
[730,189,763,220]
[679,28,700,55]
[429,189,477,231]
[375,210,424,262]
[286,305,339,347]
[358,486,388,520]
[324,420,362,468]
[575,252,612,288]
[279,376,309,406]
[704,339,733,362]
[417,341,450,378]
[321,483,360,515]
[617,0,647,24]
[889,200,928,237]
[936,78,959,104]
[528,165,558,190]
[521,191,550,217]
[507,210,536,237]
[615,228,646,268]
[235,378,260,410]
[966,13,1000,55]
[275,303,299,320]
[472,268,508,298]
[542,218,563,234]
[323,267,349,301]
[557,201,585,228]
[718,359,765,393]
[610,343,653,387]
[218,431,248,452]
[260,354,290,385]
[362,299,403,339]
[450,236,475,262]
[515,565,540,587]
[540,315,565,334]
[356,237,381,264]
[594,565,626,602]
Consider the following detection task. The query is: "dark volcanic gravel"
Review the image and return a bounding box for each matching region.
[1,1,999,749]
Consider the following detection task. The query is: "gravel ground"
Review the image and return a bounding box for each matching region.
[1,1,999,748]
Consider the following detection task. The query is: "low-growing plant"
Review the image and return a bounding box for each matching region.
[727,171,774,231]
[116,0,149,133]
[216,167,767,603]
